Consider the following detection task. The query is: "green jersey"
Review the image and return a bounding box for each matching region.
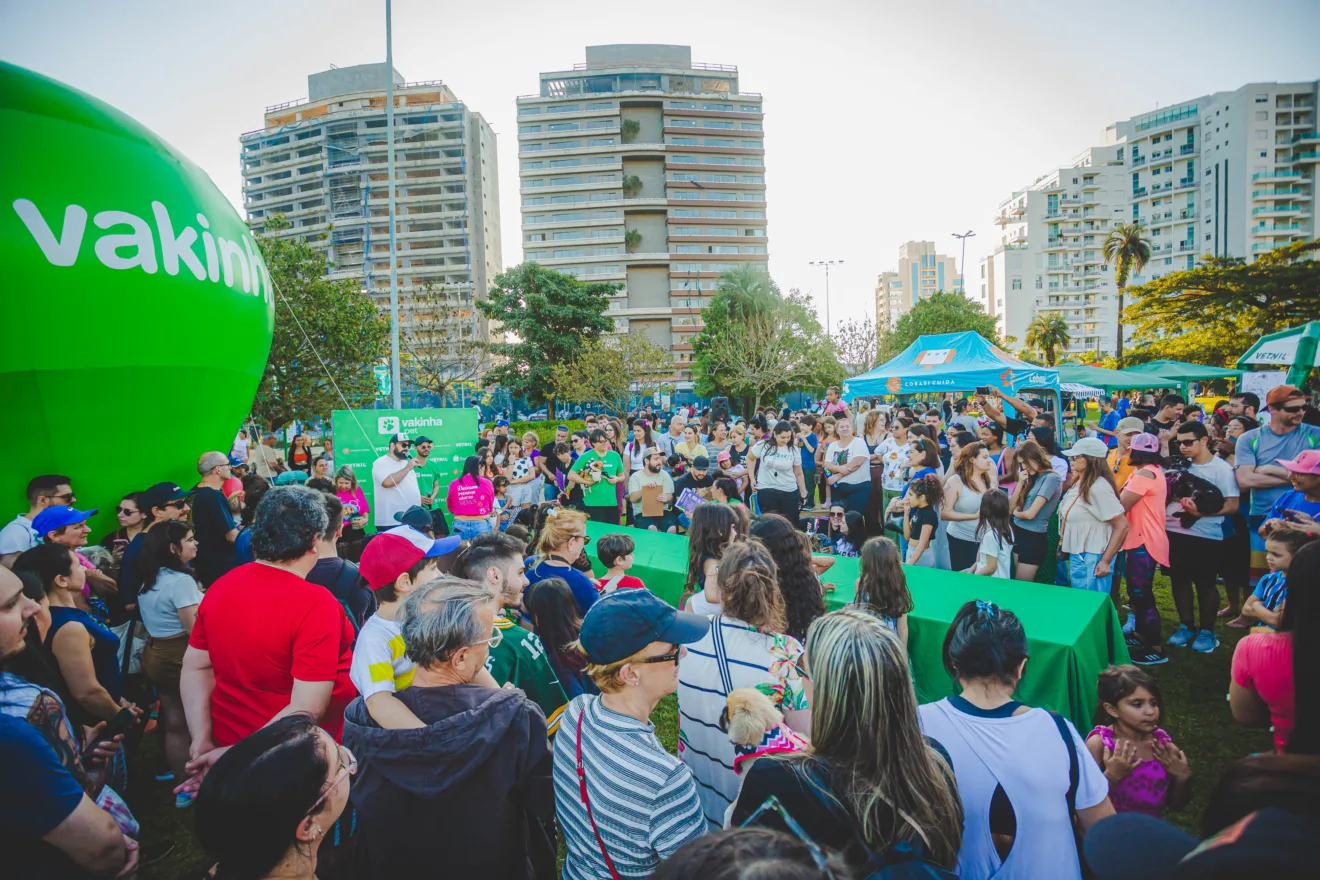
[414,455,447,509]
[570,449,624,508]
[486,611,568,735]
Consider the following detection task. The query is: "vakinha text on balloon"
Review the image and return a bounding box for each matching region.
[11,198,275,309]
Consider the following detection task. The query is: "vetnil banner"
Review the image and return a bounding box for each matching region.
[332,408,478,532]
[0,62,274,538]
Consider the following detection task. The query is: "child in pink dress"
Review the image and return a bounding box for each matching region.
[1085,665,1192,816]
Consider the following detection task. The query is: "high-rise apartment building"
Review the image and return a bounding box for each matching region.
[980,144,1130,356]
[983,80,1316,358]
[517,44,767,386]
[874,241,962,329]
[240,63,501,370]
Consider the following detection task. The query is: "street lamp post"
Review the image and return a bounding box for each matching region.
[385,0,401,408]
[808,260,843,330]
[951,230,975,293]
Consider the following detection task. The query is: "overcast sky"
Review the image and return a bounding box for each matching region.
[4,0,1318,328]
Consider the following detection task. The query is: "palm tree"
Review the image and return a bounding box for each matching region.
[1025,313,1071,366]
[1102,222,1151,368]
[715,264,777,320]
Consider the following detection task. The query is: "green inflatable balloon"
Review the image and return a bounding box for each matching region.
[0,62,274,541]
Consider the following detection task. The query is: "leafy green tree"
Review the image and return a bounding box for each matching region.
[1102,222,1151,367]
[476,262,616,418]
[1025,313,1071,366]
[548,332,675,419]
[251,215,389,430]
[693,271,841,414]
[879,291,1001,360]
[1123,240,1320,367]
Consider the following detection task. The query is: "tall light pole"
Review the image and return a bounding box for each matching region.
[951,230,975,293]
[386,0,401,408]
[808,260,843,330]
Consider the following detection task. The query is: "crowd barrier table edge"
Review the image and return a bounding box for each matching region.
[582,521,1129,731]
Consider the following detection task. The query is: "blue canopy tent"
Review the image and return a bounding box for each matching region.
[843,331,1062,418]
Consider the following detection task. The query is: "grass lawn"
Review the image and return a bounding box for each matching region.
[130,573,1271,878]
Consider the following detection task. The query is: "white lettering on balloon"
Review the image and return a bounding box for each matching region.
[11,198,274,310]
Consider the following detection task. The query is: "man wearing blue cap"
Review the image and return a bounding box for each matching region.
[554,590,709,879]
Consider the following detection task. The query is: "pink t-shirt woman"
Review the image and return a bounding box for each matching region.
[1231,630,1293,752]
[447,474,495,517]
[336,486,370,522]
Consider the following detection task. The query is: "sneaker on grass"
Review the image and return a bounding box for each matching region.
[1190,629,1220,653]
[1130,650,1169,666]
[1167,624,1194,647]
[1125,633,1143,648]
[1122,613,1135,635]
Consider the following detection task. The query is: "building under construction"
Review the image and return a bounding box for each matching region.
[239,63,501,390]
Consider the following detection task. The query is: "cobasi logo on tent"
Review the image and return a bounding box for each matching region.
[12,198,274,310]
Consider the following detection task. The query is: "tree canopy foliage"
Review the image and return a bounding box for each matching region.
[250,215,389,429]
[692,268,841,412]
[399,282,492,403]
[548,332,675,418]
[832,316,882,376]
[1025,313,1071,367]
[475,262,616,417]
[879,291,1002,360]
[1123,240,1320,366]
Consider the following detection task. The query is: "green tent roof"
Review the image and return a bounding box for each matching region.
[1123,359,1242,381]
[1055,363,1178,391]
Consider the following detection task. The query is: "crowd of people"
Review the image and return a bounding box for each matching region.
[1,380,1317,878]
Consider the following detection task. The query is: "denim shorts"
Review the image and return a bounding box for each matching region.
[453,518,493,541]
[1069,551,1114,592]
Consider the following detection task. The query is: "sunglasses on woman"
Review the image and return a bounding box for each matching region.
[635,643,682,665]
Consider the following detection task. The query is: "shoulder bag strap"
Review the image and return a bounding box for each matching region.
[710,614,733,696]
[1047,710,1080,815]
[576,705,622,880]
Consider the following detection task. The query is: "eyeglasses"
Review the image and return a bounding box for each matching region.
[305,743,357,818]
[1277,404,1307,414]
[49,492,76,503]
[1176,438,1200,446]
[116,507,138,516]
[470,626,504,649]
[570,533,591,545]
[636,643,682,665]
[740,796,838,878]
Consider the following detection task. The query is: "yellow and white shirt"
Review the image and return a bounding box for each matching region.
[350,614,415,699]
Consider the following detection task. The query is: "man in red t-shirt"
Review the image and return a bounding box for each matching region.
[180,485,355,790]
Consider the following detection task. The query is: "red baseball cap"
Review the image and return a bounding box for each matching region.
[358,527,461,589]
[1278,449,1320,476]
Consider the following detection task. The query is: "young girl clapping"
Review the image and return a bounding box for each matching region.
[1085,665,1192,816]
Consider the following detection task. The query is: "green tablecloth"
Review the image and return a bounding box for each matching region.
[584,521,1128,730]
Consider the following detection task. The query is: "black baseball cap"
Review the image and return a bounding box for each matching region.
[393,504,434,533]
[414,435,434,444]
[140,482,188,511]
[692,455,711,470]
[1085,808,1314,880]
[579,590,710,664]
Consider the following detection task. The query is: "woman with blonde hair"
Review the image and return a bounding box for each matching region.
[679,541,812,830]
[525,506,598,614]
[732,610,963,873]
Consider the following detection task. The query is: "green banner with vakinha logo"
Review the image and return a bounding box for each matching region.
[331,408,478,532]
